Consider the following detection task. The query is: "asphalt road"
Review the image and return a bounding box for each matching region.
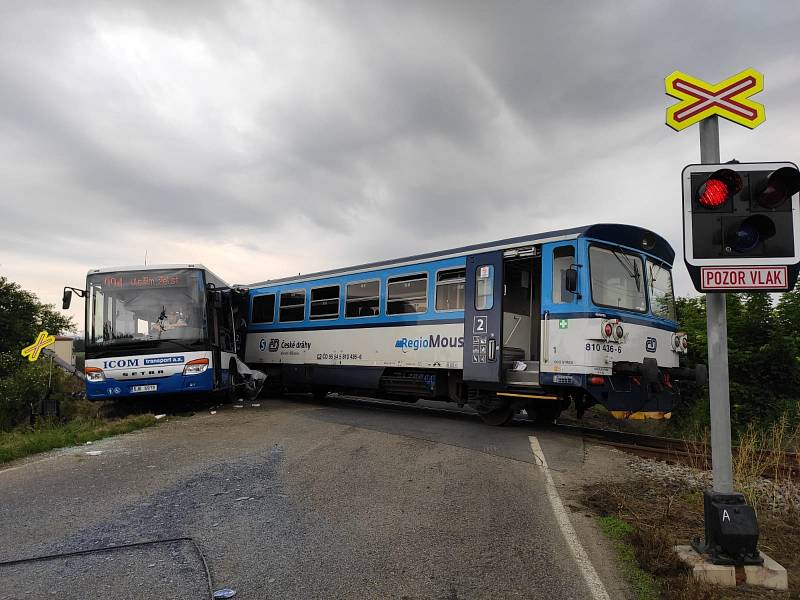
[0,396,605,600]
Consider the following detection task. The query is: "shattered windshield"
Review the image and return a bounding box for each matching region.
[86,269,207,351]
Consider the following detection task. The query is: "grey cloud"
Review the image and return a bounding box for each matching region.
[1,0,799,310]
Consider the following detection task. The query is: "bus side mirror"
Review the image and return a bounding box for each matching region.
[62,289,72,310]
[565,269,578,294]
[213,291,223,309]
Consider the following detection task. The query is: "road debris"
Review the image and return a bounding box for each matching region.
[155,414,166,420]
[213,588,236,599]
[85,450,104,456]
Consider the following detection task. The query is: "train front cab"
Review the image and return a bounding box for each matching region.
[462,225,702,424]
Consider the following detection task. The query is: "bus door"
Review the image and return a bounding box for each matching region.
[207,290,223,389]
[463,251,504,383]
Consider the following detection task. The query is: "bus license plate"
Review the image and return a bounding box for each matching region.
[131,384,157,393]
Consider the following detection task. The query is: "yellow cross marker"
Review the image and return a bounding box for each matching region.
[21,331,56,362]
[665,69,765,131]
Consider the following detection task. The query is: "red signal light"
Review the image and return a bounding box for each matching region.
[697,168,742,209]
[698,179,729,207]
[603,323,613,338]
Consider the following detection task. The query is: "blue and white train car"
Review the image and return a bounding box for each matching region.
[242,224,703,425]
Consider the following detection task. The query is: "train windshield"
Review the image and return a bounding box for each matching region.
[589,246,647,312]
[86,268,207,354]
[646,260,676,321]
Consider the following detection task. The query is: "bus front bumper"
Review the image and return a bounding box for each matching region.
[85,369,216,400]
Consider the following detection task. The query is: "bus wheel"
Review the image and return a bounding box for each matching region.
[477,403,514,426]
[227,361,242,403]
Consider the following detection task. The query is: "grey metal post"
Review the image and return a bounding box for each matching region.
[699,116,734,494]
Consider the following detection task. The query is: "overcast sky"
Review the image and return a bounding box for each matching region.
[1,0,799,331]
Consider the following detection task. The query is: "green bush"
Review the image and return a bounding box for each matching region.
[674,289,800,437]
[0,356,54,430]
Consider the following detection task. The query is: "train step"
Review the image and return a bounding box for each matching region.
[505,361,540,386]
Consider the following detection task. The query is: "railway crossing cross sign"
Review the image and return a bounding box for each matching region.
[665,69,765,131]
[21,330,56,362]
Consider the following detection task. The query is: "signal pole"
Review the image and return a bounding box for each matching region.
[699,116,734,495]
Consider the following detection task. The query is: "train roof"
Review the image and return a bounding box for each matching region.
[245,223,674,289]
[86,264,229,288]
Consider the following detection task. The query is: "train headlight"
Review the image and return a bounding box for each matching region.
[85,367,106,382]
[615,325,624,340]
[183,358,209,375]
[672,333,688,354]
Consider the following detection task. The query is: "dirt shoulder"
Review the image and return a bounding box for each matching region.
[576,448,799,600]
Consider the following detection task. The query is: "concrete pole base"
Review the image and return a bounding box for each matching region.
[674,545,788,590]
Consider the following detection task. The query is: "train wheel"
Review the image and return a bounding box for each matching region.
[526,404,562,424]
[477,403,514,426]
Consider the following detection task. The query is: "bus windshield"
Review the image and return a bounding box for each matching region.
[647,260,676,321]
[589,245,647,313]
[86,268,207,353]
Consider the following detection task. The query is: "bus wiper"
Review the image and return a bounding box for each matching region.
[611,246,641,292]
[156,339,201,351]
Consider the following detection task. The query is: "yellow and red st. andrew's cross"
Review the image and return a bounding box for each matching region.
[21,330,56,362]
[665,69,765,131]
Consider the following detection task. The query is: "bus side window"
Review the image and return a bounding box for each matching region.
[552,246,575,304]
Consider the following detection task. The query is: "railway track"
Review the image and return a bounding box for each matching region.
[289,393,799,479]
[553,422,800,480]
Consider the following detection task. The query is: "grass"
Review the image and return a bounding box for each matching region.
[681,409,800,513]
[0,415,159,464]
[598,515,659,600]
[585,478,797,599]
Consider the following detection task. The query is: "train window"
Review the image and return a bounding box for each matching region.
[251,293,275,323]
[552,246,575,304]
[475,265,494,310]
[346,280,380,318]
[435,268,465,311]
[647,260,676,320]
[589,246,647,313]
[310,285,340,320]
[278,289,306,322]
[387,273,428,315]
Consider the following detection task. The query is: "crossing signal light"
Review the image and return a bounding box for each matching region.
[682,162,800,292]
[697,169,741,208]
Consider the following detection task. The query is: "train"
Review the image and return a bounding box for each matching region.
[239,223,705,425]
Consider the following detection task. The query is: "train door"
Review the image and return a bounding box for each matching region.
[541,242,578,368]
[502,247,542,385]
[463,251,503,383]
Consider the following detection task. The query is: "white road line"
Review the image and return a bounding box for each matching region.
[529,435,611,600]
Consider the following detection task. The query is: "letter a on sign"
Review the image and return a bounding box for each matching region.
[722,509,731,523]
[665,69,765,131]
